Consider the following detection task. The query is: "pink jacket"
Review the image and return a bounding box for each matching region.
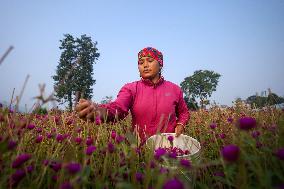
[100,77,190,140]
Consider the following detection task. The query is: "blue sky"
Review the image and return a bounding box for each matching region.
[1,0,284,110]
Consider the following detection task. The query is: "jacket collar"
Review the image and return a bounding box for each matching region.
[141,76,164,87]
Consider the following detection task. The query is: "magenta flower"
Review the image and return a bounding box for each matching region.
[60,181,73,189]
[275,148,284,160]
[50,161,62,172]
[238,117,256,130]
[135,172,144,182]
[27,124,35,130]
[251,131,260,138]
[116,135,125,144]
[11,169,26,186]
[154,147,167,159]
[65,162,81,174]
[219,133,226,139]
[26,165,34,173]
[163,178,184,189]
[43,159,49,166]
[86,137,93,146]
[221,144,240,162]
[74,137,82,145]
[167,135,174,142]
[47,132,53,139]
[36,127,43,133]
[168,151,177,159]
[86,145,96,155]
[8,140,17,150]
[180,159,191,168]
[210,123,217,129]
[35,135,43,143]
[66,119,73,125]
[159,167,169,174]
[227,117,233,123]
[150,161,156,169]
[108,142,115,153]
[12,154,32,168]
[111,131,116,139]
[213,171,225,177]
[56,134,64,142]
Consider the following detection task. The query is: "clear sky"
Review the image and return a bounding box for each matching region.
[1,0,284,110]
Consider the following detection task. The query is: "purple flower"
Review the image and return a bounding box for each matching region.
[66,119,73,125]
[11,169,26,186]
[56,134,64,142]
[108,142,115,153]
[111,131,116,139]
[213,171,225,177]
[221,144,240,162]
[251,131,260,138]
[210,123,217,129]
[219,133,226,139]
[26,165,34,173]
[150,161,156,169]
[275,148,284,160]
[36,127,43,133]
[227,117,233,123]
[8,140,17,150]
[168,151,177,159]
[65,162,81,174]
[159,167,169,174]
[50,161,62,172]
[116,135,125,144]
[43,159,49,166]
[86,145,96,155]
[35,135,43,143]
[27,124,35,130]
[60,181,73,189]
[163,178,184,189]
[135,172,144,182]
[238,117,256,130]
[86,137,93,146]
[180,159,191,168]
[47,132,53,139]
[154,147,167,159]
[12,154,32,168]
[74,137,82,145]
[167,135,174,142]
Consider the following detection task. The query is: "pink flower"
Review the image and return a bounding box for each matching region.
[111,131,116,139]
[86,145,96,155]
[180,159,191,168]
[163,178,184,189]
[35,135,43,143]
[167,135,174,142]
[65,162,81,174]
[238,117,256,130]
[221,144,240,162]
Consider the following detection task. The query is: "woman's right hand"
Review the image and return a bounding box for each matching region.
[75,99,97,120]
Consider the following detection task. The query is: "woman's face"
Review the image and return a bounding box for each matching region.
[138,56,161,80]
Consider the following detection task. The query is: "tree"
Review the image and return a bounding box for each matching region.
[180,70,221,109]
[100,96,113,104]
[53,34,100,110]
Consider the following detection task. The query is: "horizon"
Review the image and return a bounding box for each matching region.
[1,1,284,110]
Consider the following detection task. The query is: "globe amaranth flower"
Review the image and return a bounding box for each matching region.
[50,161,62,172]
[154,147,166,159]
[135,172,144,183]
[60,181,73,189]
[221,144,240,162]
[12,154,32,168]
[8,140,17,150]
[108,142,115,153]
[65,162,81,174]
[86,145,96,155]
[275,148,284,160]
[35,135,43,143]
[251,130,261,138]
[180,159,191,168]
[11,169,26,186]
[74,137,82,145]
[111,130,116,139]
[210,123,217,129]
[27,124,35,130]
[238,117,256,130]
[116,135,125,144]
[86,137,93,146]
[167,135,174,142]
[163,178,184,189]
[56,134,64,143]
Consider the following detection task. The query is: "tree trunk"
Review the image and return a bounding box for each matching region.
[68,92,73,112]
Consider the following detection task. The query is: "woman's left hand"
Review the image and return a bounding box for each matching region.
[175,124,184,137]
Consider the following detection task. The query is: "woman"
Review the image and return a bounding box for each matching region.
[75,47,190,141]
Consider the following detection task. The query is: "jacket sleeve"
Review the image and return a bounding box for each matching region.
[99,83,134,122]
[175,89,190,127]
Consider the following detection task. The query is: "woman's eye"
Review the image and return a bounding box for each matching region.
[147,58,154,62]
[138,60,144,64]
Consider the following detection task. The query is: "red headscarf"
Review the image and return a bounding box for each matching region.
[138,47,163,67]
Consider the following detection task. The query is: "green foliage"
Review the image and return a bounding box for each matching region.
[32,107,48,115]
[180,70,221,109]
[100,96,113,104]
[52,34,100,110]
[246,93,284,108]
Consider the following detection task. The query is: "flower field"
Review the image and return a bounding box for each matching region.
[0,103,283,189]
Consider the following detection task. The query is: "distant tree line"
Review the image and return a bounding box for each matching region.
[246,92,284,108]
